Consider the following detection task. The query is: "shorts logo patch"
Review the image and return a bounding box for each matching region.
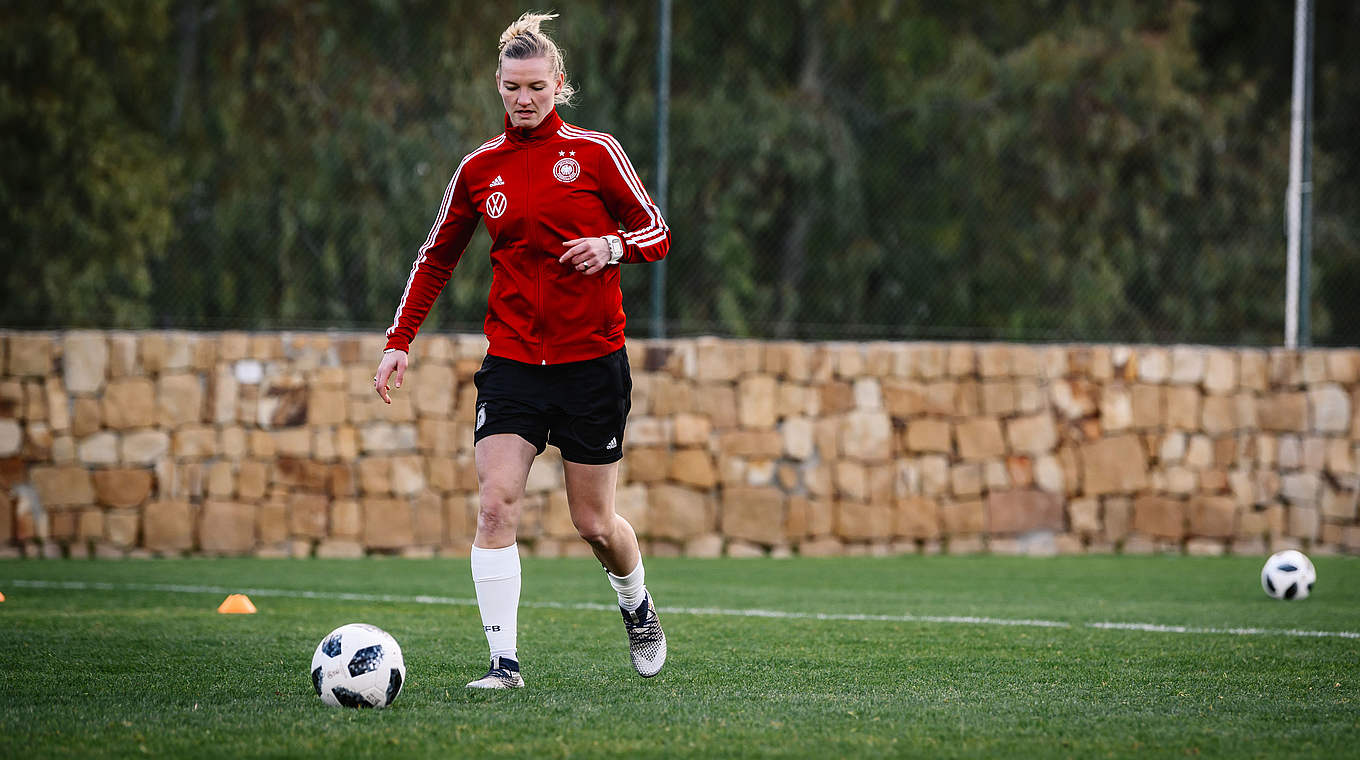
[476,403,486,431]
[605,436,618,450]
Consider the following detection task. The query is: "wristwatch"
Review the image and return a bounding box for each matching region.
[604,235,624,265]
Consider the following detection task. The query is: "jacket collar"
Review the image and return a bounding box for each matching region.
[503,109,563,146]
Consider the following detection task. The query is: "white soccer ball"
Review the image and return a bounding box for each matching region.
[310,623,406,708]
[1261,550,1316,601]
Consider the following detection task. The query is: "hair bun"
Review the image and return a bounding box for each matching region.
[498,11,558,52]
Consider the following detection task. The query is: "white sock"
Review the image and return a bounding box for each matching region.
[470,543,520,662]
[607,560,646,611]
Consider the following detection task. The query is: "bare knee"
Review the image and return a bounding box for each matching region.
[477,485,521,542]
[574,515,613,549]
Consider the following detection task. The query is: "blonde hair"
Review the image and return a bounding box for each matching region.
[497,11,576,106]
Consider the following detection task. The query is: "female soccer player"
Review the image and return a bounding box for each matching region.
[372,12,669,689]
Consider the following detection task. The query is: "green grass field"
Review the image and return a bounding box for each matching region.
[2,555,1358,759]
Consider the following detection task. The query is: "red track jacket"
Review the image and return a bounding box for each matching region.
[385,109,670,365]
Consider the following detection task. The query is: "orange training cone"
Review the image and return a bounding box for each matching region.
[0,591,6,602]
[217,594,257,614]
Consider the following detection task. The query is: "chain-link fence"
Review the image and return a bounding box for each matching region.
[5,1,1359,345]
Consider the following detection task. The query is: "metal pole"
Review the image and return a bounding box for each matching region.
[1285,0,1314,348]
[651,0,672,339]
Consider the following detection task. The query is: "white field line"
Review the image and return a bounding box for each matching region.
[7,579,1359,640]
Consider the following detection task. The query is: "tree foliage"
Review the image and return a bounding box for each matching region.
[3,0,1356,345]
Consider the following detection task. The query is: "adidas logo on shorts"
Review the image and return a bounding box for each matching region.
[606,436,618,450]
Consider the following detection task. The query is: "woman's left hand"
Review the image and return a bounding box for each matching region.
[559,237,609,276]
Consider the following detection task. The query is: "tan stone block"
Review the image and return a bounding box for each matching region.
[955,417,1005,460]
[67,397,99,437]
[980,382,1016,417]
[93,469,153,508]
[31,465,95,507]
[256,498,288,545]
[390,455,426,497]
[625,446,669,483]
[203,461,232,499]
[1163,386,1199,430]
[839,411,893,463]
[1081,435,1148,495]
[0,419,19,457]
[895,496,939,539]
[410,365,455,418]
[325,463,354,499]
[143,501,192,552]
[721,486,785,544]
[237,460,268,501]
[627,417,669,447]
[362,497,413,549]
[986,489,1062,534]
[1288,505,1319,541]
[1006,413,1057,455]
[63,332,108,395]
[945,344,974,377]
[288,492,329,538]
[1132,495,1184,539]
[200,501,255,554]
[780,416,814,461]
[43,378,69,433]
[77,432,119,465]
[155,374,203,426]
[853,378,882,411]
[100,378,154,430]
[336,425,359,460]
[673,413,711,447]
[1259,392,1307,432]
[1308,385,1350,433]
[1099,496,1130,542]
[330,499,360,538]
[1199,395,1235,435]
[358,458,393,495]
[411,490,443,545]
[693,337,742,382]
[939,499,985,536]
[1067,498,1100,535]
[717,429,783,458]
[834,461,868,501]
[737,375,778,429]
[104,509,139,547]
[273,428,312,458]
[8,334,54,376]
[836,500,893,541]
[121,430,169,465]
[764,341,812,381]
[651,378,695,418]
[670,448,716,489]
[1202,350,1237,394]
[648,485,714,539]
[307,388,348,426]
[1189,496,1236,538]
[1005,456,1034,488]
[950,463,982,498]
[905,419,951,454]
[1232,349,1264,391]
[172,426,216,459]
[22,380,47,423]
[1099,385,1133,432]
[976,345,1008,378]
[1126,384,1158,429]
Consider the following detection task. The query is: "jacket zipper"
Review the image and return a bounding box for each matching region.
[525,145,546,365]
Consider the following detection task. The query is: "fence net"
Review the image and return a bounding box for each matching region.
[5,1,1359,346]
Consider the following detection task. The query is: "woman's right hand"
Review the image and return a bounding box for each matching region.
[373,350,408,404]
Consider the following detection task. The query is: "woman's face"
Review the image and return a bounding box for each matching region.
[497,55,562,129]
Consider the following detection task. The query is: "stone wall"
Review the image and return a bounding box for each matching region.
[2,331,1358,559]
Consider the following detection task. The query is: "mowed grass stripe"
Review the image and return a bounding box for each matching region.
[9,577,1360,639]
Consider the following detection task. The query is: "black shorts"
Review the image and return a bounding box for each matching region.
[472,347,632,465]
